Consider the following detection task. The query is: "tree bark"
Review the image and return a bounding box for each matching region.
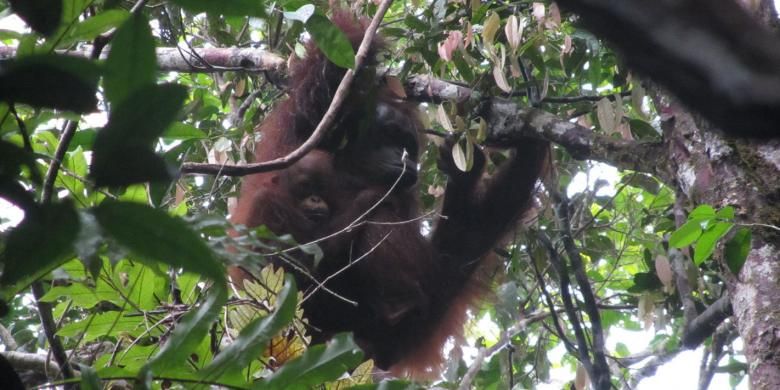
[653,94,780,389]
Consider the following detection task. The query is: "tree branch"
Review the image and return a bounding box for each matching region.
[457,311,550,390]
[484,100,669,180]
[682,295,733,349]
[536,232,596,383]
[1,351,62,379]
[622,348,682,390]
[551,191,611,390]
[181,94,669,178]
[669,247,699,329]
[0,46,286,74]
[527,246,578,355]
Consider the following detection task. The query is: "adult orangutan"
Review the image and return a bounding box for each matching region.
[230,12,548,377]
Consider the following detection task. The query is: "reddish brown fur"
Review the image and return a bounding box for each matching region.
[230,11,548,377]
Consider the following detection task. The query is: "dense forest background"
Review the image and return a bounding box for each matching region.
[0,0,779,389]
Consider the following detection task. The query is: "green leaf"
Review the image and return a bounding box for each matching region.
[0,202,79,293]
[627,272,662,293]
[257,333,363,390]
[171,0,266,17]
[78,364,101,390]
[306,14,355,69]
[688,204,716,222]
[0,54,100,113]
[201,276,297,380]
[58,312,142,341]
[9,0,62,36]
[621,172,660,195]
[91,83,187,187]
[716,206,735,220]
[161,123,207,141]
[92,201,223,282]
[724,228,751,274]
[693,222,733,265]
[70,9,130,42]
[0,29,23,40]
[67,128,97,151]
[118,261,168,310]
[104,12,156,106]
[628,119,659,140]
[669,219,703,248]
[615,342,630,357]
[39,283,117,309]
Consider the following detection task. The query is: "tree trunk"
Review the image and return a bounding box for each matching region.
[653,95,780,388]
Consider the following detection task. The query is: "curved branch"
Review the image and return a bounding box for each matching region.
[179,0,395,176]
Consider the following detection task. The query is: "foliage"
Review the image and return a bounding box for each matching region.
[0,0,748,389]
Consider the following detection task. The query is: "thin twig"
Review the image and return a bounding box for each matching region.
[527,245,577,354]
[458,311,550,390]
[301,232,392,303]
[252,150,413,306]
[537,231,594,377]
[736,222,780,231]
[234,243,359,307]
[272,150,410,257]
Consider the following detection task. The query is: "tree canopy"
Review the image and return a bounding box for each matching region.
[0,0,779,389]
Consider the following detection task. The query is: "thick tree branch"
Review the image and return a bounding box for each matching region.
[484,100,669,181]
[1,351,62,379]
[0,46,286,74]
[0,42,679,179]
[182,94,668,177]
[404,74,479,104]
[0,324,18,352]
[10,0,780,140]
[555,0,780,138]
[682,295,733,349]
